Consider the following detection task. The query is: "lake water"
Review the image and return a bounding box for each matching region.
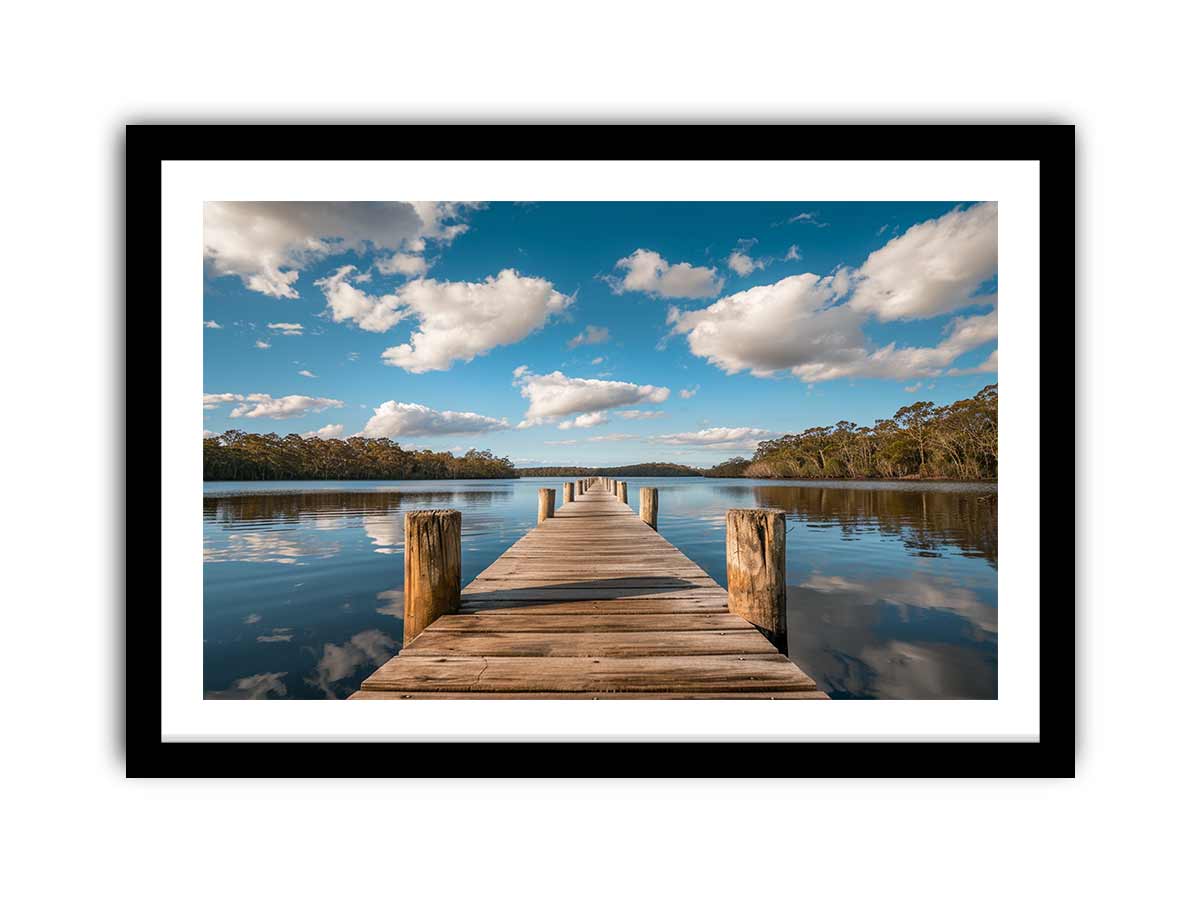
[203,477,997,700]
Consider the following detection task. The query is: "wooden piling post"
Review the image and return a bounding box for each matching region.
[640,487,658,530]
[563,481,575,504]
[538,488,555,523]
[402,509,461,647]
[725,508,788,654]
[617,481,628,504]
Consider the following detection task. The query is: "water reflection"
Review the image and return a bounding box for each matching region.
[205,671,289,700]
[203,478,998,700]
[788,573,996,699]
[204,486,509,525]
[203,531,341,565]
[305,629,399,699]
[375,588,405,620]
[363,515,404,554]
[741,483,997,566]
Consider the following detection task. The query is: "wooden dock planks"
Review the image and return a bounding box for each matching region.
[352,482,828,699]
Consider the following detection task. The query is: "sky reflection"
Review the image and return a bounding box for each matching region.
[203,478,997,699]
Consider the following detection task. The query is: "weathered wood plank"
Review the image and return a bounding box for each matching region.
[456,597,732,614]
[404,629,778,657]
[429,612,753,632]
[360,655,818,693]
[458,589,728,603]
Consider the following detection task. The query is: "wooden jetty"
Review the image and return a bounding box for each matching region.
[351,478,828,699]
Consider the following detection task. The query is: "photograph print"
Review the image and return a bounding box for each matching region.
[200,197,1000,703]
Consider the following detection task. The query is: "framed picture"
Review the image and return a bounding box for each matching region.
[134,124,1073,776]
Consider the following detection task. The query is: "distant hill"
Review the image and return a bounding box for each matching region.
[516,462,703,478]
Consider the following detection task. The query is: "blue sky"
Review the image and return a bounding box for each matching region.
[203,201,998,467]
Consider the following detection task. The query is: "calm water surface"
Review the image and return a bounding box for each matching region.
[204,477,997,700]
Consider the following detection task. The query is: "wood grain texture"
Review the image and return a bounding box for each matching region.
[537,488,555,524]
[640,486,658,530]
[355,488,824,699]
[403,629,779,657]
[427,612,755,632]
[402,509,461,647]
[725,507,788,654]
[361,655,818,693]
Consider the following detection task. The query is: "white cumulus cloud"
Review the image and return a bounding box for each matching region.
[375,252,429,277]
[617,409,667,420]
[314,267,572,371]
[514,369,670,428]
[255,339,271,349]
[848,201,998,321]
[678,203,998,390]
[947,349,999,376]
[651,427,779,451]
[203,201,475,299]
[790,311,997,383]
[606,249,724,299]
[204,320,222,329]
[668,272,856,377]
[359,401,509,438]
[301,424,345,439]
[203,392,244,409]
[228,394,345,420]
[567,325,610,349]
[728,250,765,276]
[679,386,698,399]
[557,411,609,430]
[268,322,304,335]
[297,369,316,378]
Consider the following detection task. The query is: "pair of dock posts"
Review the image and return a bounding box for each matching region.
[540,478,644,526]
[358,476,821,698]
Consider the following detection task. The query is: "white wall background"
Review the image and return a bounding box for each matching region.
[1,1,1194,897]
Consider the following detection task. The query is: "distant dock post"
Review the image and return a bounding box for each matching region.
[612,480,619,497]
[617,481,628,504]
[640,487,658,530]
[538,488,556,524]
[725,508,788,654]
[563,481,575,504]
[402,509,462,648]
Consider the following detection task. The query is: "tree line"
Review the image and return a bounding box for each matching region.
[514,463,701,478]
[711,384,997,480]
[204,384,996,482]
[203,431,516,481]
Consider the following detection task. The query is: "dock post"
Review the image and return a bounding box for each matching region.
[725,508,788,654]
[563,481,575,504]
[640,487,658,530]
[617,481,628,504]
[612,480,619,496]
[538,488,556,523]
[402,509,462,647]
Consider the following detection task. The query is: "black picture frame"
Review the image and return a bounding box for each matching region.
[131,124,1074,778]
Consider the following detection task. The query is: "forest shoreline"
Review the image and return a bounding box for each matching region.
[203,384,997,483]
[203,473,997,483]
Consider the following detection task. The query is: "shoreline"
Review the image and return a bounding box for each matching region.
[203,474,998,485]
